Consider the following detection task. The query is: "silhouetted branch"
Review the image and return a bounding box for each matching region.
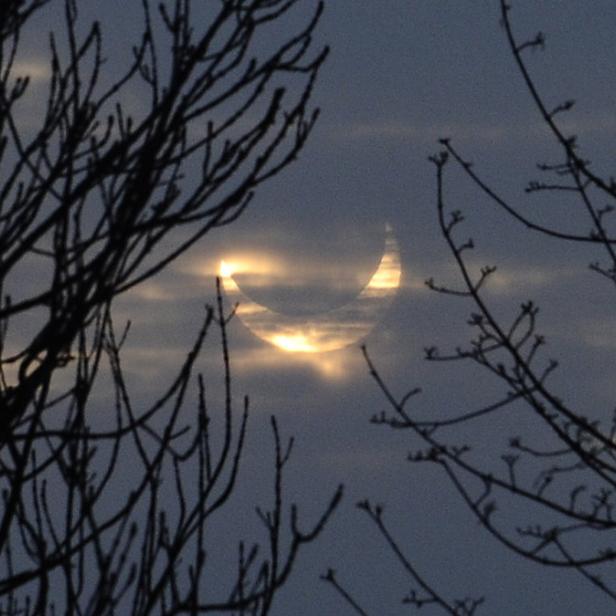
[320,568,371,616]
[345,3,616,611]
[0,2,338,613]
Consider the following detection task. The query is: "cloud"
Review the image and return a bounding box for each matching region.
[577,317,616,350]
[336,120,508,144]
[227,344,366,382]
[335,114,616,146]
[12,59,50,83]
[127,282,178,302]
[483,267,559,294]
[409,256,582,298]
[182,249,390,292]
[557,115,616,138]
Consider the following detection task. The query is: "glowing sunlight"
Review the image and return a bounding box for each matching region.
[218,226,402,359]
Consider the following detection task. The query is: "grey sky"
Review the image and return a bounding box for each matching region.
[13,1,616,613]
[123,2,616,613]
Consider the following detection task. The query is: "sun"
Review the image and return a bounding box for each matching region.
[219,224,401,354]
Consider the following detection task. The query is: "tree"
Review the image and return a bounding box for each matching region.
[0,1,341,613]
[324,1,616,613]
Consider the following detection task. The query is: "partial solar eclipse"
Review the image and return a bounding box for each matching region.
[220,225,401,353]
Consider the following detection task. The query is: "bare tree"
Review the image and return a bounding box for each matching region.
[0,1,341,613]
[325,1,616,613]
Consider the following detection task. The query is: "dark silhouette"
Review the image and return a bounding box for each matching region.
[325,1,616,613]
[0,1,341,613]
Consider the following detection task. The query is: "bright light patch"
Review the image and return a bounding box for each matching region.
[13,60,50,82]
[220,260,234,277]
[270,334,319,353]
[218,255,285,278]
[219,225,402,364]
[367,253,401,290]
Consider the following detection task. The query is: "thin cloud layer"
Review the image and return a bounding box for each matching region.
[336,114,616,146]
[218,227,400,354]
[12,59,50,83]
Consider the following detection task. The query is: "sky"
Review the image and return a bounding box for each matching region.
[11,1,616,614]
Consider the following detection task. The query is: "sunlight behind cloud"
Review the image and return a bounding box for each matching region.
[13,60,50,82]
[218,226,401,358]
[217,255,286,281]
[271,334,319,353]
[186,238,399,293]
[229,345,363,381]
[364,248,401,290]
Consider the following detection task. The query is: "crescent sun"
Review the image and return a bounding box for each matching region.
[219,224,401,353]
